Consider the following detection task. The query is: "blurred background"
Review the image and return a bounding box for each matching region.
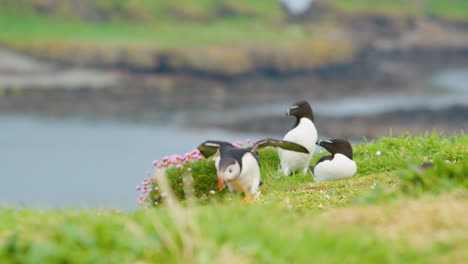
[0,0,467,210]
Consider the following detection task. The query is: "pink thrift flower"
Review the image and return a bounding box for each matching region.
[176,164,183,169]
[246,139,251,144]
[154,187,159,191]
[187,168,192,172]
[148,189,153,193]
[154,195,160,200]
[209,190,216,195]
[152,160,159,166]
[161,192,168,197]
[136,185,141,191]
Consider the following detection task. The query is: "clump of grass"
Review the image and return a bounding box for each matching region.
[399,159,468,196]
[353,132,466,175]
[361,157,467,204]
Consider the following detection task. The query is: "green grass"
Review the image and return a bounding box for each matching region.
[0,202,440,264]
[0,13,308,49]
[0,133,467,263]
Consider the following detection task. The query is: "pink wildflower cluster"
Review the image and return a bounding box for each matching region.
[152,149,203,170]
[136,177,162,206]
[136,150,202,207]
[136,139,254,207]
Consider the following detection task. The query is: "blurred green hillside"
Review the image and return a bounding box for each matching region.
[1,0,467,76]
[2,0,468,23]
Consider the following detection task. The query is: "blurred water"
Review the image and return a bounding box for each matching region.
[212,68,468,119]
[431,68,468,93]
[0,116,278,210]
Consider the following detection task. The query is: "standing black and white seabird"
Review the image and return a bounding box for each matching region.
[312,139,357,182]
[278,101,318,176]
[198,138,309,203]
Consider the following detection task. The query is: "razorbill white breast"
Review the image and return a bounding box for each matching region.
[278,101,318,176]
[312,139,357,182]
[198,138,309,203]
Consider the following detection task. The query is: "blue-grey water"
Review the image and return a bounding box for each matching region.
[216,68,468,119]
[0,116,278,210]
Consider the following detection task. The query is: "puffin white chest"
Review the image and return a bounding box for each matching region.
[313,154,357,182]
[279,118,317,174]
[228,153,261,194]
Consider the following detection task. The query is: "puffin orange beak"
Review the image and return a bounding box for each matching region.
[218,173,225,191]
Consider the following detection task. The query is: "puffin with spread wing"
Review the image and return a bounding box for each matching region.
[198,138,309,203]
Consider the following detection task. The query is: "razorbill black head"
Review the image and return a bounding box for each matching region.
[198,138,309,203]
[317,139,353,159]
[287,101,314,121]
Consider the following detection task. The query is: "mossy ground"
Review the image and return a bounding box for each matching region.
[1,133,466,263]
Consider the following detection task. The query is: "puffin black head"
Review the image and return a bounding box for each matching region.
[318,139,353,159]
[287,101,314,121]
[217,150,243,191]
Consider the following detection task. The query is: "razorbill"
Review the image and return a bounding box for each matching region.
[278,101,318,176]
[312,139,357,182]
[198,138,309,203]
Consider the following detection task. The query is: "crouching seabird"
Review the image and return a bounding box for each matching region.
[198,138,309,203]
[312,139,357,182]
[279,101,318,176]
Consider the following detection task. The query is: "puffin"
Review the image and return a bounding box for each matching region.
[278,101,318,176]
[312,139,357,182]
[198,138,309,203]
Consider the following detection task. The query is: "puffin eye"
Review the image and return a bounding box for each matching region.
[228,168,233,173]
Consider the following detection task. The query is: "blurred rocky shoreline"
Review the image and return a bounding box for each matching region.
[1,8,468,140]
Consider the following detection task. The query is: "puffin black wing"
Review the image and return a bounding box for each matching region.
[252,138,309,154]
[197,140,234,158]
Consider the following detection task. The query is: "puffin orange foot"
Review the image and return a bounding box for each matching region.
[242,195,255,204]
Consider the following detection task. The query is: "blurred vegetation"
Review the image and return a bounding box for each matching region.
[1,0,467,76]
[2,0,467,22]
[329,0,468,21]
